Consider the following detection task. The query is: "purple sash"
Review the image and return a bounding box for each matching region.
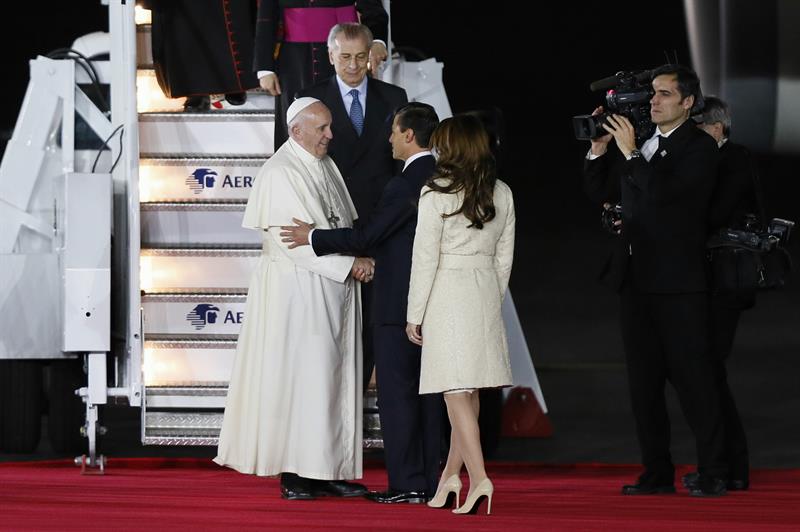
[283,6,358,43]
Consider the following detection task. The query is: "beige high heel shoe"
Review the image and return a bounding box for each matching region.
[452,478,493,515]
[427,474,462,509]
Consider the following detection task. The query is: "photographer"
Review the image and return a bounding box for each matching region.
[583,64,727,497]
[681,96,757,492]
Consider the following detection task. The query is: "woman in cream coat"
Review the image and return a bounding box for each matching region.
[406,114,515,515]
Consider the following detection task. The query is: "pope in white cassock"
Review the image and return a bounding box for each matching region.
[214,97,372,499]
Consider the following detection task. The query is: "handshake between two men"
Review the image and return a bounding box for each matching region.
[280,218,375,283]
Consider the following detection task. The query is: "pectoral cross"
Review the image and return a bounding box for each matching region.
[328,209,340,228]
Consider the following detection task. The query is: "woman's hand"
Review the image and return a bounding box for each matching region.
[406,322,423,346]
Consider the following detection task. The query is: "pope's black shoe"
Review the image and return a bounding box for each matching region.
[688,476,727,497]
[280,473,316,500]
[313,480,368,498]
[622,472,676,495]
[364,489,429,504]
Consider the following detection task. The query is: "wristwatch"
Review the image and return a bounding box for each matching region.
[628,149,643,160]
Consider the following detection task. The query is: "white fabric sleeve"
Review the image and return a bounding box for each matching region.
[494,185,516,297]
[406,188,444,324]
[265,227,354,283]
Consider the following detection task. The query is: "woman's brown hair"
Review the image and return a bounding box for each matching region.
[426,114,497,229]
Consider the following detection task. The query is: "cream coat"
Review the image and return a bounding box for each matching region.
[407,180,515,394]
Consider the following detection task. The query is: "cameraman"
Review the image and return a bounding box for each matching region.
[682,96,758,492]
[583,64,727,497]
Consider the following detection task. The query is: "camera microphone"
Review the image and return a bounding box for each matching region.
[589,70,653,92]
[589,73,622,92]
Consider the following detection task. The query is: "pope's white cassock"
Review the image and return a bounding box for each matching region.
[214,136,362,480]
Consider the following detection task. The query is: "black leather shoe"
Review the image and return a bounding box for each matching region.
[683,471,748,491]
[727,478,749,491]
[225,92,247,105]
[622,481,676,495]
[184,95,210,112]
[280,473,316,500]
[681,471,700,488]
[314,480,368,497]
[364,489,429,504]
[689,476,727,497]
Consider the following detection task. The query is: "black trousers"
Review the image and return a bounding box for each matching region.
[709,295,749,480]
[362,284,375,391]
[373,325,444,493]
[619,280,727,480]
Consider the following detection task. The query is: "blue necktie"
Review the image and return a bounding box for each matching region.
[348,89,364,136]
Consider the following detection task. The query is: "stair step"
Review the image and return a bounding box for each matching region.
[143,338,236,387]
[143,433,382,449]
[136,69,276,113]
[142,201,248,210]
[140,202,259,247]
[363,438,384,449]
[140,248,259,292]
[142,385,382,447]
[145,385,228,408]
[142,436,220,446]
[139,157,265,202]
[139,112,275,157]
[142,293,246,337]
[144,411,223,437]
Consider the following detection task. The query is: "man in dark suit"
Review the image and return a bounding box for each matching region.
[583,64,728,497]
[298,22,408,390]
[254,1,390,149]
[679,96,759,492]
[280,103,443,503]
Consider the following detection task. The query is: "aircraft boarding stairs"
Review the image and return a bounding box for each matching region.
[135,23,382,448]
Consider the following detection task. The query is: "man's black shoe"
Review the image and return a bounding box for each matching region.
[727,478,749,491]
[314,480,368,497]
[683,471,748,491]
[184,95,210,112]
[225,92,247,106]
[622,481,676,495]
[364,489,429,504]
[280,473,316,500]
[688,476,727,497]
[681,471,700,488]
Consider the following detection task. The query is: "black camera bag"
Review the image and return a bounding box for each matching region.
[706,152,792,299]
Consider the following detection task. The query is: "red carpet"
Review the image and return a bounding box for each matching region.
[1,460,798,531]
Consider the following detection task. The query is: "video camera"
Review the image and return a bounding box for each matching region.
[709,216,795,252]
[573,70,656,142]
[601,203,623,235]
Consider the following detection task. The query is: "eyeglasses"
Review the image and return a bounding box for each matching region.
[334,52,369,65]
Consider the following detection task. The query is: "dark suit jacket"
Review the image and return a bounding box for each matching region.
[584,119,720,293]
[311,154,436,325]
[709,141,757,230]
[298,76,408,223]
[708,140,760,309]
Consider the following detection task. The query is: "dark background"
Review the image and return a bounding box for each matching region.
[3,2,799,468]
